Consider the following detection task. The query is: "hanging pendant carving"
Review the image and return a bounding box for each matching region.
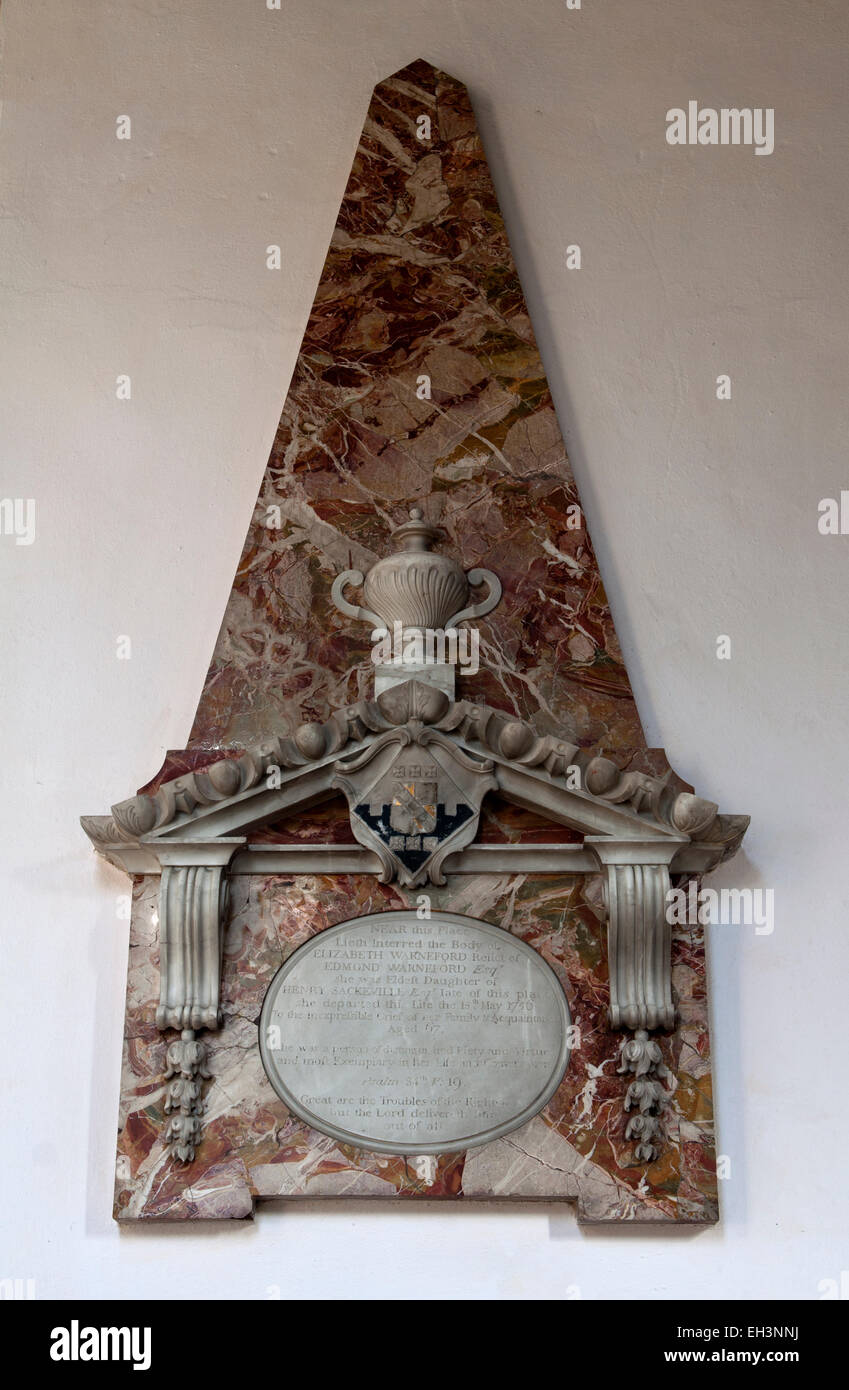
[149,840,242,1162]
[163,1030,210,1163]
[618,1030,673,1163]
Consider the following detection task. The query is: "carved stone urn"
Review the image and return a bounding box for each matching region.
[363,509,470,631]
[331,508,502,695]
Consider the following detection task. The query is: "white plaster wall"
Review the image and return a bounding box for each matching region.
[1,0,847,1300]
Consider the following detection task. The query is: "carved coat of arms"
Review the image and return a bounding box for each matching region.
[333,731,495,886]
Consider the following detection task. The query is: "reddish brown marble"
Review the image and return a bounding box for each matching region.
[115,873,716,1222]
[111,61,718,1223]
[186,60,655,766]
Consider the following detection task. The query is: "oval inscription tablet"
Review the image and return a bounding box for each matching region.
[259,910,571,1154]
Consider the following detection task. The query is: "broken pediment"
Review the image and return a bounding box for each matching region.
[83,677,744,873]
[83,58,749,1223]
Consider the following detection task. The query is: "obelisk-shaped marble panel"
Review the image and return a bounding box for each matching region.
[183,59,658,773]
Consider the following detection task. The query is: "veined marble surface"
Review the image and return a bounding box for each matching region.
[183,59,652,766]
[114,872,717,1223]
[113,61,717,1224]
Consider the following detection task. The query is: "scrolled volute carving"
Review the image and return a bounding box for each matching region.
[585,756,717,837]
[596,857,677,1032]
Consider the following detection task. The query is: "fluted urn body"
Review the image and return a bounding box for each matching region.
[331,506,502,697]
[362,510,469,631]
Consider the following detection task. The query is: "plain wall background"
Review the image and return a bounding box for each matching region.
[1,0,847,1299]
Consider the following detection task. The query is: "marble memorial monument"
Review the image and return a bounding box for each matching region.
[82,60,748,1223]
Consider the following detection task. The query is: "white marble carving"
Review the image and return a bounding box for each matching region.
[332,508,501,695]
[82,528,750,1172]
[618,1029,673,1162]
[81,676,747,1162]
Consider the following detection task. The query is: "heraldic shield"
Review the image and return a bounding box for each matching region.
[333,728,496,887]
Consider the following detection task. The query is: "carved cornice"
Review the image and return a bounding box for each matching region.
[81,680,746,858]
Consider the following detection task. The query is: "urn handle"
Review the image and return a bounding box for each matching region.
[444,568,502,629]
[331,569,383,629]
